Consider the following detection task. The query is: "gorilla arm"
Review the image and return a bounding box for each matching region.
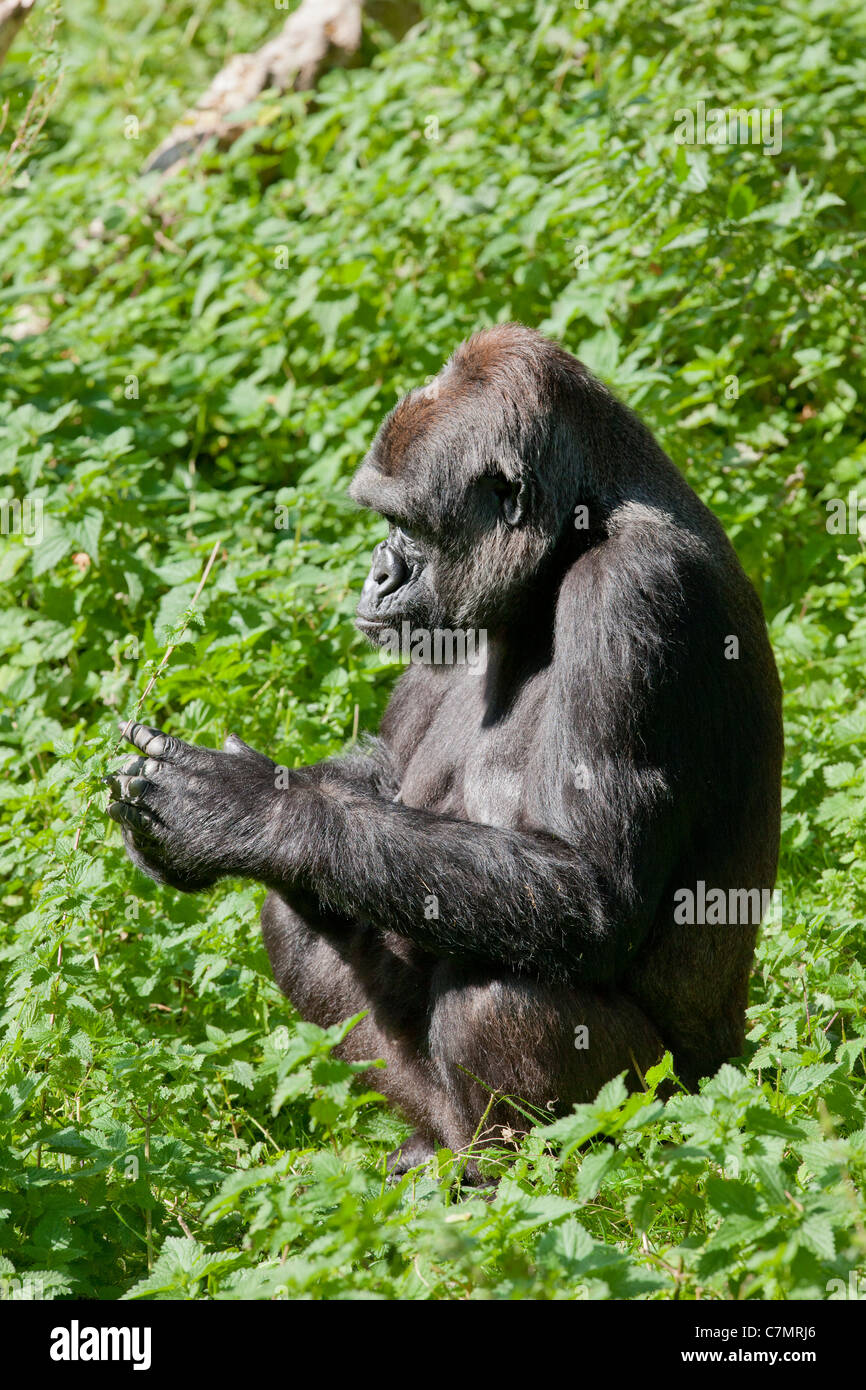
[259,781,658,985]
[107,719,667,987]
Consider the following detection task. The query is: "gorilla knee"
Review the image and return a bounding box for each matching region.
[428,971,664,1119]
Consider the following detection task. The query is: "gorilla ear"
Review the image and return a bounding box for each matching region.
[501,477,529,528]
[479,471,531,527]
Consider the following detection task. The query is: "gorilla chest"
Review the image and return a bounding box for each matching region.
[396,681,534,829]
[460,737,525,827]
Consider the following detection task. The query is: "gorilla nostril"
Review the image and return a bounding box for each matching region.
[374,545,409,596]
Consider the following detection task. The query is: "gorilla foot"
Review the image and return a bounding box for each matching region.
[386,1132,498,1188]
[386,1130,437,1177]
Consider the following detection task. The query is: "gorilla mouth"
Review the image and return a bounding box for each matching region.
[355,612,401,643]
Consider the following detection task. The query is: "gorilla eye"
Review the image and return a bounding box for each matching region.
[391,523,420,548]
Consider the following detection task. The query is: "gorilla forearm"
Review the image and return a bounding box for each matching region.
[260,783,637,985]
[314,737,400,799]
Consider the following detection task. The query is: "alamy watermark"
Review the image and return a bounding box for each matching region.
[50,1320,152,1370]
[674,100,783,157]
[0,495,43,546]
[1,1274,45,1299]
[378,621,488,670]
[674,882,783,926]
[825,490,866,536]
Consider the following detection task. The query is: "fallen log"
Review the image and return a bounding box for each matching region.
[145,0,419,175]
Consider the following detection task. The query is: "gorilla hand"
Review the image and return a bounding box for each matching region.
[106,721,280,892]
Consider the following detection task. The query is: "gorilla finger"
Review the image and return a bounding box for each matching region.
[108,801,157,835]
[104,756,146,795]
[119,720,195,766]
[106,768,149,800]
[120,720,166,755]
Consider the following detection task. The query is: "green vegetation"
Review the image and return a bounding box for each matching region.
[1,0,865,1299]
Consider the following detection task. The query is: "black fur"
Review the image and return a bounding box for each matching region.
[109,325,783,1170]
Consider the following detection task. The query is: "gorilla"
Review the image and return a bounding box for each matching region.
[108,324,783,1174]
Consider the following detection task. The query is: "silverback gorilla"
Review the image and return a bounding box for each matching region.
[109,324,783,1174]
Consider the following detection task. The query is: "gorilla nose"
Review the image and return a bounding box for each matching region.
[372,541,408,597]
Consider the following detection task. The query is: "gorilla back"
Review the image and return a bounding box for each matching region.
[110,323,783,1168]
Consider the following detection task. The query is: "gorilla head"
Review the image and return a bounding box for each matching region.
[349,324,625,636]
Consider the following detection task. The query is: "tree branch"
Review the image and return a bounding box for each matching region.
[0,0,37,69]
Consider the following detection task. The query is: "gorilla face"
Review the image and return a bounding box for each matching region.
[349,363,563,639]
[352,472,547,639]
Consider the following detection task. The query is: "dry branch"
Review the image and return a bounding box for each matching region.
[146,0,421,175]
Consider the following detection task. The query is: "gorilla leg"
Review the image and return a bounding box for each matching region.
[261,891,665,1166]
[426,969,666,1152]
[260,890,458,1158]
